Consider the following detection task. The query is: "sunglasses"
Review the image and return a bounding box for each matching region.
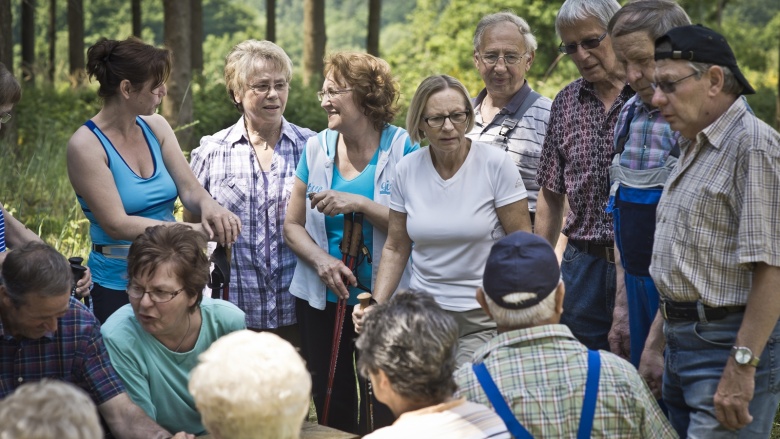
[651,72,698,94]
[0,112,11,124]
[558,33,607,55]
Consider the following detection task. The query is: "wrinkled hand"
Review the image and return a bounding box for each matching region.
[353,303,375,334]
[638,347,664,399]
[310,190,362,217]
[198,201,241,246]
[315,254,356,300]
[608,303,631,360]
[714,359,755,430]
[74,266,93,298]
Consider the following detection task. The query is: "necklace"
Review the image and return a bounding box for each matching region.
[244,118,279,150]
[172,312,191,353]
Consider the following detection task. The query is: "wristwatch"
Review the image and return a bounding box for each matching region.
[730,346,760,367]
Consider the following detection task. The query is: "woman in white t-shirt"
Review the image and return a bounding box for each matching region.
[355,75,532,364]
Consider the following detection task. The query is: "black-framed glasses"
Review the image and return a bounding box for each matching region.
[127,285,185,303]
[423,111,469,128]
[479,52,526,66]
[249,82,289,95]
[558,33,607,55]
[651,72,698,94]
[317,88,353,102]
[0,112,11,124]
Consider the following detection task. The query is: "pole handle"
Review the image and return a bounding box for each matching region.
[358,292,373,310]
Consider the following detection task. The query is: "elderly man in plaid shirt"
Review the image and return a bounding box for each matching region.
[454,232,673,438]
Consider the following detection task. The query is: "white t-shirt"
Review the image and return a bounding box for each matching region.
[364,398,510,439]
[391,141,527,311]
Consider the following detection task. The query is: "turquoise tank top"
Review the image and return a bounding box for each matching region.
[78,117,177,290]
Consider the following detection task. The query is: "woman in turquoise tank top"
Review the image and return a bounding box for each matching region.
[67,37,241,323]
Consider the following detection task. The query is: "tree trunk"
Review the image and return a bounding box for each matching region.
[303,0,325,87]
[21,0,35,84]
[266,0,276,42]
[68,0,85,86]
[132,0,142,37]
[191,0,202,74]
[163,0,194,151]
[48,0,55,82]
[367,0,380,56]
[0,0,11,70]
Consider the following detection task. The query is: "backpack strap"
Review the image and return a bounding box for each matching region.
[614,103,636,155]
[577,350,601,439]
[472,362,534,439]
[492,91,542,149]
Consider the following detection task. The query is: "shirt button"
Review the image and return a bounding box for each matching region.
[17,377,23,383]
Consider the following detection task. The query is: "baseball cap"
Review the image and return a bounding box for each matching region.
[482,232,560,310]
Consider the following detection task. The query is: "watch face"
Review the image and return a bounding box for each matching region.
[735,349,750,364]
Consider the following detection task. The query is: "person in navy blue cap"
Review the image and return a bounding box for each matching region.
[453,231,674,437]
[648,24,780,437]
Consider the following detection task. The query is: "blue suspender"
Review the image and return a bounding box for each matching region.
[472,349,601,439]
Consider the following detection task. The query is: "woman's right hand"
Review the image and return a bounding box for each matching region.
[315,254,356,300]
[352,303,375,334]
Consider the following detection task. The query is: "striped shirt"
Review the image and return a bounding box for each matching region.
[537,79,634,242]
[0,297,126,404]
[190,117,315,329]
[615,95,680,170]
[364,398,510,439]
[651,98,780,306]
[454,324,676,438]
[468,82,552,212]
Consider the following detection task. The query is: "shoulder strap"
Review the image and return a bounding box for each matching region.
[614,103,636,155]
[472,362,534,439]
[577,350,601,439]
[492,91,542,148]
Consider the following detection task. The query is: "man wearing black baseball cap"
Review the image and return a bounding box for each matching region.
[453,232,673,437]
[648,24,780,437]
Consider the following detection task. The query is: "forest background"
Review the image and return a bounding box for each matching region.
[0,0,778,263]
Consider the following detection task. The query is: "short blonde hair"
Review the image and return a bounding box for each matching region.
[406,75,475,144]
[0,379,102,439]
[224,39,293,112]
[189,331,311,439]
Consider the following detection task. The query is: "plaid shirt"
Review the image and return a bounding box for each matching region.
[615,95,680,170]
[191,117,315,329]
[651,98,780,306]
[537,79,634,242]
[454,324,675,438]
[0,298,125,404]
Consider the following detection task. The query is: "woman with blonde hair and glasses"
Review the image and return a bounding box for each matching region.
[285,51,417,434]
[353,75,531,364]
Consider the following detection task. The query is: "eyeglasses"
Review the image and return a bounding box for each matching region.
[558,33,607,55]
[0,112,11,124]
[423,111,469,128]
[127,285,185,303]
[651,72,698,94]
[249,82,289,95]
[479,53,526,65]
[317,88,353,102]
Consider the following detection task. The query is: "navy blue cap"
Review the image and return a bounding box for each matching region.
[482,232,560,310]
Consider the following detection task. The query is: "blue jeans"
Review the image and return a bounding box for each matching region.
[560,243,616,351]
[663,312,780,438]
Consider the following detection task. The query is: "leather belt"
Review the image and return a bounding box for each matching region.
[660,300,745,322]
[569,239,615,263]
[93,244,130,259]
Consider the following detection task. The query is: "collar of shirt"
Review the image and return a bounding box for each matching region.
[472,324,577,361]
[233,116,295,150]
[473,81,531,118]
[695,97,747,153]
[577,80,635,106]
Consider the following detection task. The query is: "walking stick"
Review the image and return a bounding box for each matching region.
[209,244,232,300]
[358,292,375,432]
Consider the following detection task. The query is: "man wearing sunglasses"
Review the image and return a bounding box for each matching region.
[649,25,780,438]
[536,0,634,354]
[467,12,552,227]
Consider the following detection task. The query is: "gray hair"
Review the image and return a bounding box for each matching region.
[608,0,691,40]
[224,39,293,113]
[473,12,538,53]
[1,242,72,307]
[0,379,102,439]
[483,286,558,328]
[555,0,622,37]
[406,75,475,144]
[356,291,458,406]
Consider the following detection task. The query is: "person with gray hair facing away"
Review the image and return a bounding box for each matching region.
[648,24,780,437]
[468,12,552,225]
[188,330,311,439]
[0,379,103,439]
[453,232,674,438]
[357,291,509,439]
